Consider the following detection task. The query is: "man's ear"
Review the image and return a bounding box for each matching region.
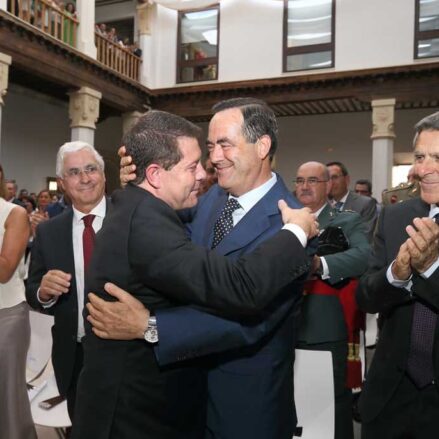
[257,135,271,160]
[145,164,162,189]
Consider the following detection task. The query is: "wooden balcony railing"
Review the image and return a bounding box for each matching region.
[95,32,141,81]
[8,0,79,47]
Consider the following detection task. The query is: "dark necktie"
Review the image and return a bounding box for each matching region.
[212,198,241,249]
[82,214,96,271]
[406,213,439,388]
[334,201,344,211]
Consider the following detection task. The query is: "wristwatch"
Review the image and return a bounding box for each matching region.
[143,316,158,343]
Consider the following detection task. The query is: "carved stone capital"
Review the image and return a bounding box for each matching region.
[0,53,12,107]
[68,87,102,129]
[122,111,146,135]
[371,98,396,139]
[137,2,155,36]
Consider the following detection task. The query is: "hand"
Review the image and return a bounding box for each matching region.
[39,270,71,302]
[391,241,412,281]
[86,282,149,340]
[30,211,49,236]
[118,146,136,187]
[278,200,318,239]
[405,217,439,273]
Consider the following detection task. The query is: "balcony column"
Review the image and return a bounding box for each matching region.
[76,0,97,59]
[122,111,145,135]
[136,2,155,86]
[68,87,102,146]
[0,53,12,161]
[371,98,396,202]
[0,1,7,10]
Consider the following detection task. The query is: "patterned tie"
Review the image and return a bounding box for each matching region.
[82,214,96,271]
[211,198,241,249]
[406,213,439,388]
[334,201,344,211]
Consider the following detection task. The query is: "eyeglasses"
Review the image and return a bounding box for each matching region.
[64,164,100,179]
[293,177,329,186]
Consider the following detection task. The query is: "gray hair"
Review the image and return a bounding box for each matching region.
[56,141,105,177]
[413,111,439,148]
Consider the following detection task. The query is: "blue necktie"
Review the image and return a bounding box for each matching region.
[334,201,343,211]
[406,213,439,388]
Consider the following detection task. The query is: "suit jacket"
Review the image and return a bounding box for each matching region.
[155,177,309,439]
[298,204,370,344]
[73,184,310,439]
[26,208,80,397]
[356,197,439,422]
[343,191,377,241]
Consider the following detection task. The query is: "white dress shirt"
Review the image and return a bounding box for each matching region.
[227,173,307,247]
[39,197,106,341]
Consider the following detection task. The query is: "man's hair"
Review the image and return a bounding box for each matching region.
[212,97,278,160]
[413,111,439,148]
[326,161,349,176]
[355,179,372,193]
[5,179,17,190]
[56,141,105,178]
[123,110,202,185]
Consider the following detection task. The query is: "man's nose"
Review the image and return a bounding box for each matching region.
[209,144,223,162]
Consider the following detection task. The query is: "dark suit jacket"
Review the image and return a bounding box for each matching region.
[343,191,377,241]
[73,184,310,439]
[26,208,80,397]
[155,177,309,439]
[356,197,439,422]
[298,204,370,344]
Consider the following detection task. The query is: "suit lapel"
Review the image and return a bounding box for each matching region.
[214,178,290,256]
[317,204,334,229]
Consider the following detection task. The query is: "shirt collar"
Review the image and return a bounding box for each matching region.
[229,173,277,213]
[315,202,329,218]
[429,204,439,218]
[73,196,106,224]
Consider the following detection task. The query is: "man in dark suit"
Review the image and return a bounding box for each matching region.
[326,161,377,240]
[356,111,439,438]
[73,109,317,439]
[26,141,107,419]
[294,161,370,439]
[86,98,316,439]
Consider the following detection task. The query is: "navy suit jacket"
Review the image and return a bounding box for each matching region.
[156,176,310,439]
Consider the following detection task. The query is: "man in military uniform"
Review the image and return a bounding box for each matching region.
[294,161,370,439]
[381,166,420,206]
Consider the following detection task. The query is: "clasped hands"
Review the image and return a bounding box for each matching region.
[392,217,439,280]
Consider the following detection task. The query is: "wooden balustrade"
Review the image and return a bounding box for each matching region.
[8,0,79,47]
[95,32,141,81]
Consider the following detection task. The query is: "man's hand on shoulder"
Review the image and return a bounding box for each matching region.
[278,200,318,239]
[118,146,136,187]
[39,270,72,302]
[87,282,149,340]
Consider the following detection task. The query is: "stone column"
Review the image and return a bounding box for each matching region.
[76,0,97,59]
[122,111,144,135]
[0,1,7,11]
[136,2,155,86]
[68,87,102,145]
[0,53,12,161]
[371,98,396,202]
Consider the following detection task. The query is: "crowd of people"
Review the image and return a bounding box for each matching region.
[0,99,438,439]
[95,22,142,58]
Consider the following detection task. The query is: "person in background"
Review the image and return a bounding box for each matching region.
[355,178,381,215]
[5,179,24,207]
[198,157,217,196]
[326,162,377,241]
[63,2,76,46]
[30,189,51,238]
[0,165,35,439]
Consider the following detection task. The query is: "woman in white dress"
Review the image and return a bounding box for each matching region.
[0,166,36,438]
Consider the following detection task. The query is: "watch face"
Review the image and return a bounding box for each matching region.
[144,326,158,343]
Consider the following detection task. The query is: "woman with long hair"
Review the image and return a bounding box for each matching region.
[0,164,36,438]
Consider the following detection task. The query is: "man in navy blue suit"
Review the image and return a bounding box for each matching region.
[88,98,311,438]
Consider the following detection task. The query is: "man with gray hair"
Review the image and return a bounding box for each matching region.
[26,140,107,419]
[357,111,439,438]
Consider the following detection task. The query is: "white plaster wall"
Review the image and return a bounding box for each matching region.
[2,86,123,193]
[148,0,435,88]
